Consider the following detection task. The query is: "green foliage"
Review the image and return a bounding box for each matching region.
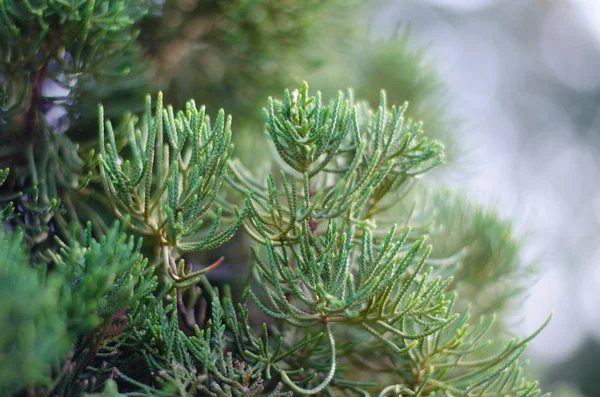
[98,92,249,289]
[1,72,552,395]
[0,0,152,253]
[113,287,276,396]
[144,0,355,114]
[49,220,158,335]
[220,84,548,396]
[0,223,68,395]
[371,300,550,397]
[0,0,150,118]
[427,191,534,321]
[0,0,144,71]
[0,1,552,396]
[98,93,246,251]
[308,31,457,162]
[229,84,443,240]
[0,218,158,396]
[43,221,159,396]
[85,380,127,397]
[0,167,16,219]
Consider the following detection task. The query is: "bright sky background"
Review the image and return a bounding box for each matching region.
[372,0,600,365]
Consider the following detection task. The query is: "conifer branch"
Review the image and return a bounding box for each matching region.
[99,93,249,286]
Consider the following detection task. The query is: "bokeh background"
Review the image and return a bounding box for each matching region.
[364,0,599,395]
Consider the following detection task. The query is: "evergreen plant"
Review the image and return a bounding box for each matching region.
[0,1,550,396]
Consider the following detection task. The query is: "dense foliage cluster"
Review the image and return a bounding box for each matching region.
[0,0,549,396]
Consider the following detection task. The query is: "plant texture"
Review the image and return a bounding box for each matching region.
[0,0,152,255]
[0,1,551,396]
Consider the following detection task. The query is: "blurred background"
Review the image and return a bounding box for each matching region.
[364,0,599,395]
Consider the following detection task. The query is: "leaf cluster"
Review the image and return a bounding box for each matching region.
[0,222,68,396]
[0,218,158,396]
[0,77,552,397]
[0,0,150,120]
[99,93,244,247]
[0,0,153,255]
[218,84,547,396]
[141,0,357,121]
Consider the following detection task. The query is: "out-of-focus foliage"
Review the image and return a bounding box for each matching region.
[84,380,126,397]
[427,191,534,324]
[144,0,356,114]
[0,222,68,395]
[0,0,151,122]
[551,384,587,397]
[309,32,458,163]
[0,218,158,395]
[139,0,359,168]
[0,0,152,252]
